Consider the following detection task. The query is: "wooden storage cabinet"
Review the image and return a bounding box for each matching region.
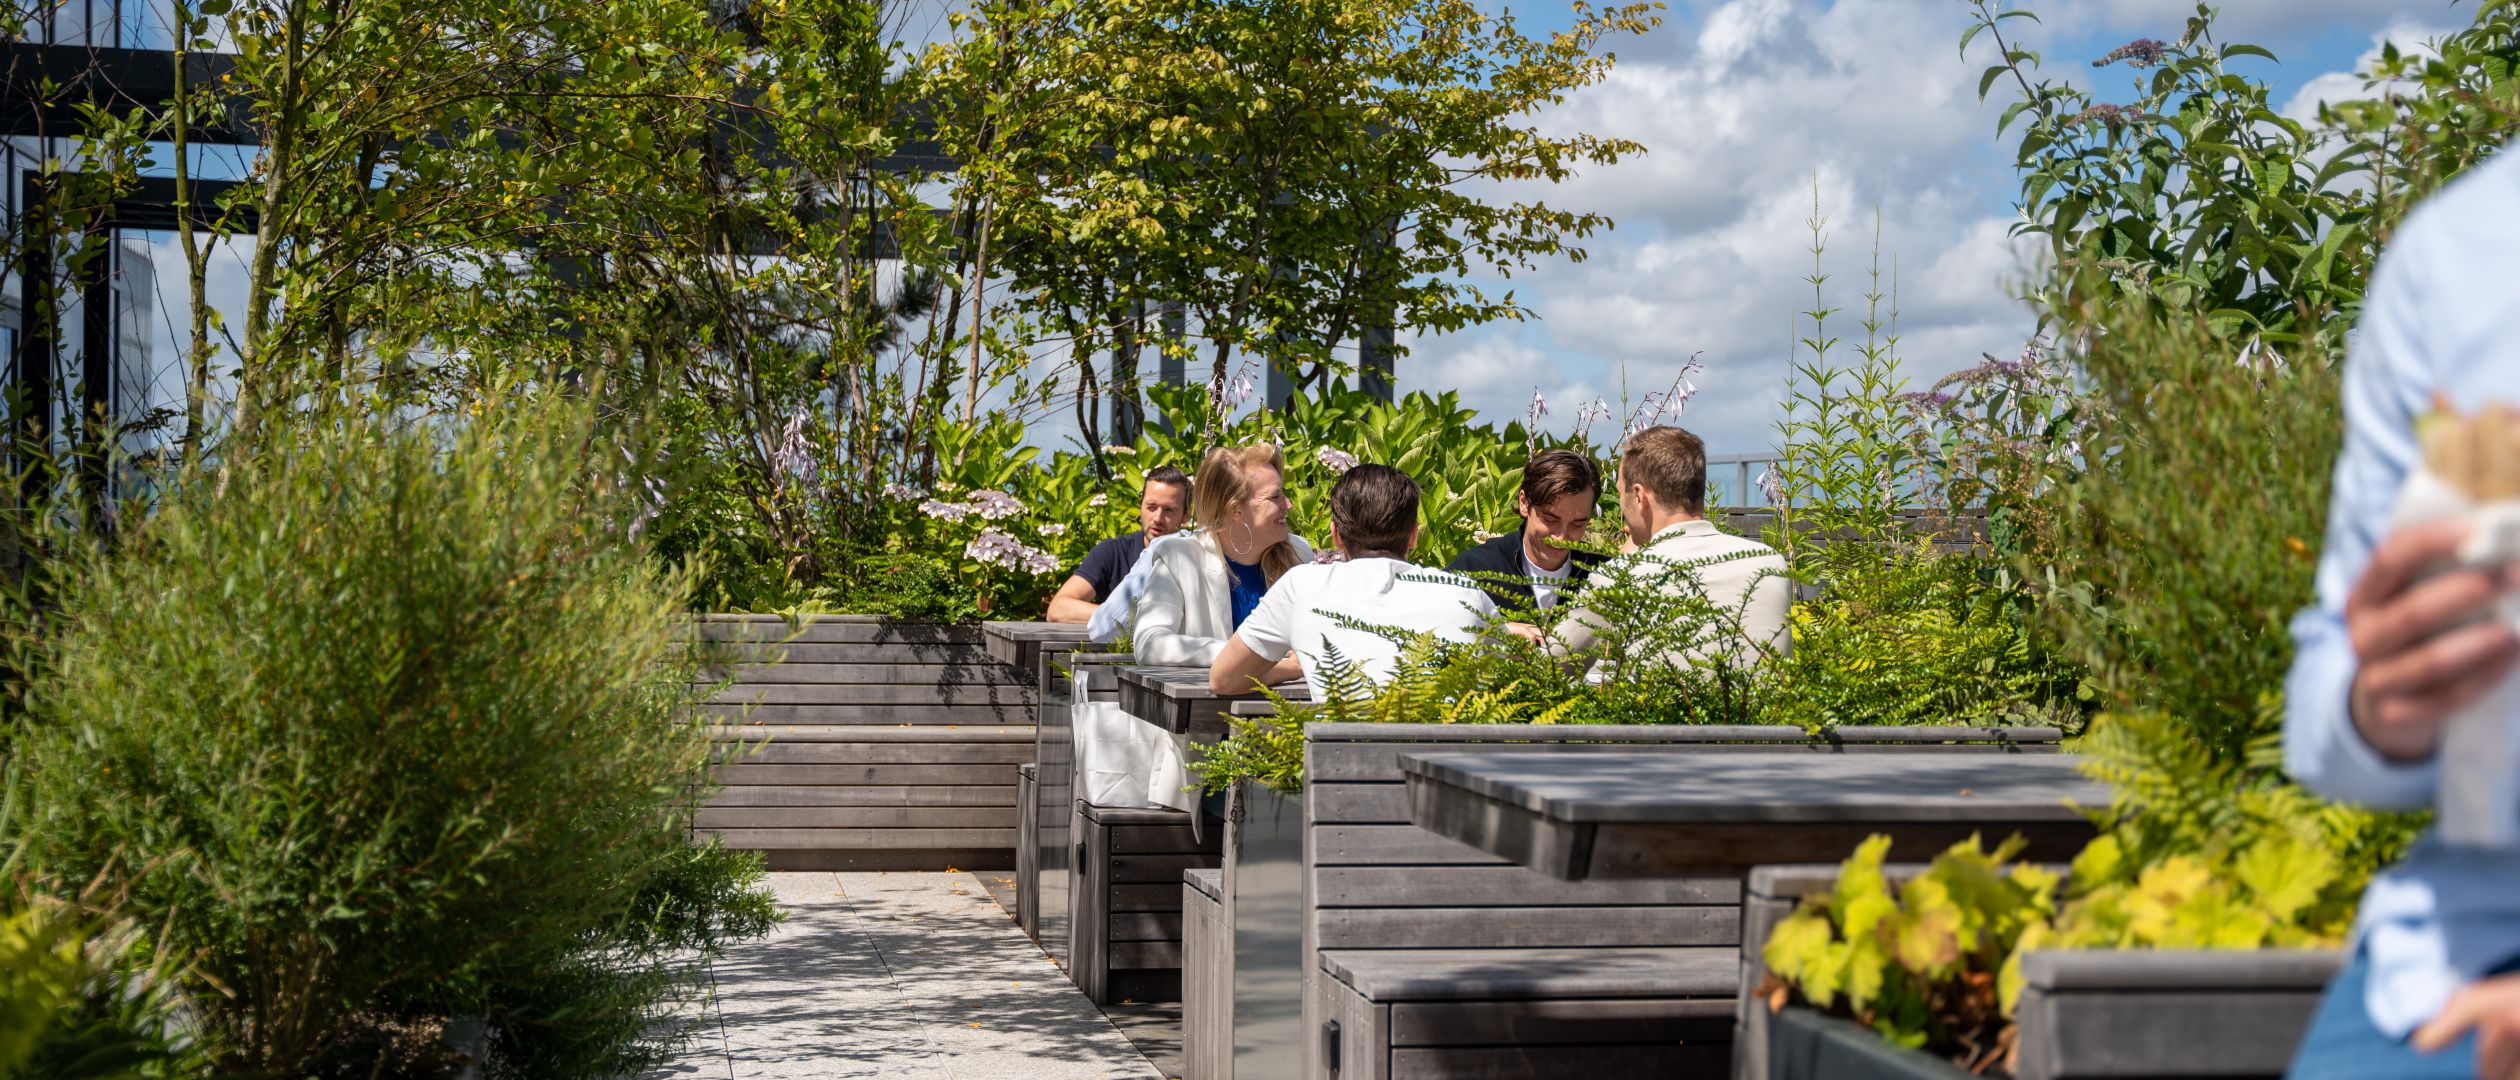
[1075,802,1224,1005]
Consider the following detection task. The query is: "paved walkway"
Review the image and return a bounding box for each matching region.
[657,871,1165,1080]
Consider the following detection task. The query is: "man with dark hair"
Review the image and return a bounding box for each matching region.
[1046,466,1192,625]
[1448,449,1607,613]
[1536,426,1789,669]
[1209,464,1496,701]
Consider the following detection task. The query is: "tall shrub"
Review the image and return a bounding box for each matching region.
[13,403,761,1075]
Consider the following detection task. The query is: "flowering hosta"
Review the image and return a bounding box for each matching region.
[966,528,1061,574]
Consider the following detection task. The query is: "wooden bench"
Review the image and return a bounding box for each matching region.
[1077,802,1226,1005]
[1279,722,2061,1080]
[694,614,1037,870]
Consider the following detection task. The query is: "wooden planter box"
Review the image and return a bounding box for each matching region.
[1074,800,1225,1005]
[1016,763,1040,938]
[1742,866,2341,1080]
[1767,1008,1972,1080]
[1184,867,1231,1080]
[1289,723,2060,1080]
[694,614,1038,871]
[2011,949,2339,1079]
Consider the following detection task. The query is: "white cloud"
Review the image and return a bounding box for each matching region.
[2280,20,2454,123]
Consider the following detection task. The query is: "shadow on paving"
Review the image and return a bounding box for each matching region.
[663,872,1161,1079]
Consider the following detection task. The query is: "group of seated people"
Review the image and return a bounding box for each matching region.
[1042,425,1794,701]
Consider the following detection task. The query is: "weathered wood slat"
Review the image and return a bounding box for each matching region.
[1322,947,1739,1001]
[704,682,1036,704]
[694,827,1015,849]
[1110,825,1208,854]
[1307,729,2062,783]
[703,704,1031,724]
[701,662,1031,687]
[694,616,983,645]
[1114,883,1187,912]
[1110,941,1184,968]
[1108,913,1186,942]
[1312,905,1737,950]
[1313,866,1737,907]
[1389,999,1734,1046]
[1112,854,1217,883]
[1387,1044,1729,1079]
[713,763,1015,786]
[718,742,1035,765]
[693,806,1014,830]
[701,785,1015,808]
[1311,825,1510,867]
[686,642,994,665]
[1184,869,1230,1080]
[706,725,1035,744]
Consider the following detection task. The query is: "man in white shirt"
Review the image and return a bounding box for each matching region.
[1209,464,1498,702]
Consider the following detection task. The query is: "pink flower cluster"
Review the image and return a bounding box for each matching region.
[967,528,1060,574]
[918,499,972,522]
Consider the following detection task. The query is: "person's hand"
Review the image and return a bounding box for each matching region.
[2413,973,2520,1077]
[1501,622,1544,646]
[2346,518,2520,763]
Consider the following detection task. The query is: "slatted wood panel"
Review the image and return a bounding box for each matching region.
[1293,724,2058,1080]
[1317,954,1736,1080]
[694,615,1037,870]
[1184,869,1230,1080]
[1076,803,1223,1006]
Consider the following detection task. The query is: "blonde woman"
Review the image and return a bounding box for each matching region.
[1132,444,1315,676]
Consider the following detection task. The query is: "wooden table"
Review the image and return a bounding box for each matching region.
[1403,749,2108,881]
[980,621,1091,671]
[1113,665,1307,736]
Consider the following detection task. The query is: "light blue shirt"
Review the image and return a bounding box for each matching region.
[1086,528,1192,644]
[2284,148,2520,1037]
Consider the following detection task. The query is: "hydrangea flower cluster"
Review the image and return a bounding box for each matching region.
[969,489,1026,521]
[1040,523,1067,537]
[918,499,972,522]
[1316,447,1359,475]
[967,528,1060,574]
[882,482,924,500]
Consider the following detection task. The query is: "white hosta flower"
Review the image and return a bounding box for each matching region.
[970,489,1027,521]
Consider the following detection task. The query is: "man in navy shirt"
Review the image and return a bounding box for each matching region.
[1446,449,1607,615]
[1046,466,1192,624]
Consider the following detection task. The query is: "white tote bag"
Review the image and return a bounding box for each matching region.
[1070,667,1197,813]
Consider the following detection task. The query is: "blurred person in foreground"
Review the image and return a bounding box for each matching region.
[1447,449,1609,616]
[1046,465,1192,625]
[1521,425,1790,670]
[1211,464,1497,700]
[1130,445,1314,672]
[2283,149,2520,1080]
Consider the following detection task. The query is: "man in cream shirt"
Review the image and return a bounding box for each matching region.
[1534,425,1791,669]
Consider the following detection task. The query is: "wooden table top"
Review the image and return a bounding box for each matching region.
[1114,665,1308,735]
[1403,748,2108,880]
[979,621,1091,669]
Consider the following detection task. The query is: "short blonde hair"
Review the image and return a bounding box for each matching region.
[1192,444,1301,583]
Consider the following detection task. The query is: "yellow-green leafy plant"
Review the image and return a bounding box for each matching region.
[1761,834,2059,1070]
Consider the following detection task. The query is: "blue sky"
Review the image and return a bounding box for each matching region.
[1365,0,2464,473]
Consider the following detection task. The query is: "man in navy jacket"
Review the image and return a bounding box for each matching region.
[1446,449,1607,616]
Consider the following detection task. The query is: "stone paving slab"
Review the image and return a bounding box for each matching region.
[658,871,1162,1080]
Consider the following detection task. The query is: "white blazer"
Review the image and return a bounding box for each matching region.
[1130,530,1317,666]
